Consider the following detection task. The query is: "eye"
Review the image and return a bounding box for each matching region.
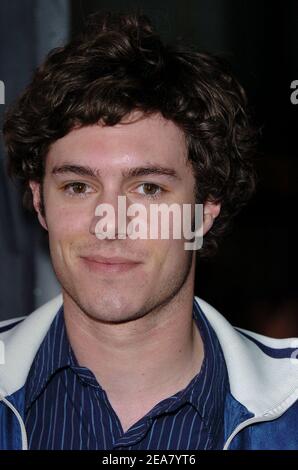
[62,182,94,197]
[135,183,164,199]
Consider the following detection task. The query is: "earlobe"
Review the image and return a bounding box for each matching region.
[29,181,48,231]
[202,212,214,235]
[203,200,221,235]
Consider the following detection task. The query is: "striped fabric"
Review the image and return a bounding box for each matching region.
[24,299,229,450]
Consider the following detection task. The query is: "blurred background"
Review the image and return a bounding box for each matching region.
[0,0,297,336]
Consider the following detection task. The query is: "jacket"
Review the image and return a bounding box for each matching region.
[0,294,297,450]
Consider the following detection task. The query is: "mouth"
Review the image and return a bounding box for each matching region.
[80,255,142,274]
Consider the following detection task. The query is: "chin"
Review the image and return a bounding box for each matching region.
[78,294,146,324]
[87,308,145,325]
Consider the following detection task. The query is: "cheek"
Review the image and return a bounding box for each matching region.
[45,204,92,258]
[147,238,188,272]
[45,182,94,226]
[45,189,93,231]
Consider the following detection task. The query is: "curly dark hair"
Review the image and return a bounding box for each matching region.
[3,11,257,258]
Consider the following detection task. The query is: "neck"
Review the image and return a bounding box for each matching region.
[63,274,203,411]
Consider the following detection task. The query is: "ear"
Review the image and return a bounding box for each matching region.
[29,181,48,231]
[203,200,221,236]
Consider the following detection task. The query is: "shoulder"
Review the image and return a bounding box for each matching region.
[232,400,298,450]
[195,296,297,353]
[0,317,26,334]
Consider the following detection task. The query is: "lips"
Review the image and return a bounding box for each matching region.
[81,255,140,264]
[80,255,142,273]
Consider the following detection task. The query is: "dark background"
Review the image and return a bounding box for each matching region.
[0,0,297,336]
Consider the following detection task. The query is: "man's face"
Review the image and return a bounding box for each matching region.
[31,113,199,323]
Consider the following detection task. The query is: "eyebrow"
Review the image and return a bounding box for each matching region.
[51,164,181,180]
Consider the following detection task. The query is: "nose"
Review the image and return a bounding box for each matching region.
[89,193,129,240]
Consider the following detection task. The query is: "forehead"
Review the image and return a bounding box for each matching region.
[46,113,188,172]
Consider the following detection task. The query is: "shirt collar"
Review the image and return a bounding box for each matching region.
[25,306,71,411]
[145,298,229,441]
[190,298,230,432]
[25,298,229,441]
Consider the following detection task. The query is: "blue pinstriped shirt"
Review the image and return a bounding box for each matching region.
[24,299,229,450]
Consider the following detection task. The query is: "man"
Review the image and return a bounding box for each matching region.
[0,12,297,450]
